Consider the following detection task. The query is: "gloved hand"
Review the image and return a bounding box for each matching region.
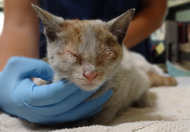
[0,57,112,124]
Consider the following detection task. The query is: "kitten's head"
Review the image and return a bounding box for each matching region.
[32,4,134,91]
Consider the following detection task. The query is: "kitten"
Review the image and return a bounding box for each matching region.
[32,4,177,125]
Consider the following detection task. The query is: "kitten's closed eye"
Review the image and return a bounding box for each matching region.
[96,54,107,65]
[96,50,118,65]
[57,50,83,65]
[67,51,82,65]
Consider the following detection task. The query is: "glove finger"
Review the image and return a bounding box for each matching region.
[26,87,97,116]
[42,89,113,122]
[24,79,98,108]
[63,89,113,119]
[38,107,102,124]
[4,57,54,81]
[23,79,80,106]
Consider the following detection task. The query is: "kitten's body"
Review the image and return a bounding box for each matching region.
[90,48,150,124]
[32,5,177,125]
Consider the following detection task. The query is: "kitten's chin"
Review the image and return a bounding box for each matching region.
[78,82,104,91]
[79,84,99,91]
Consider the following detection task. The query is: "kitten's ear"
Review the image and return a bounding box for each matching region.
[107,9,135,44]
[32,4,64,41]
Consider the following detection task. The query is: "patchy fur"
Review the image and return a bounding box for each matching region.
[32,4,177,125]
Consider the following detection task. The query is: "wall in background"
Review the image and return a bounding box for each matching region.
[168,0,190,22]
[176,9,190,22]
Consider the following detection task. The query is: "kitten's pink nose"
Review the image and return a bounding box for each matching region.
[83,71,98,83]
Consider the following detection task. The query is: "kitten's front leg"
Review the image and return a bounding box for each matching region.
[90,106,121,125]
[89,91,125,125]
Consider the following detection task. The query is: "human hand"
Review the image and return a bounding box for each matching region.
[0,57,112,124]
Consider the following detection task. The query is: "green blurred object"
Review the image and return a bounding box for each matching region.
[166,61,190,77]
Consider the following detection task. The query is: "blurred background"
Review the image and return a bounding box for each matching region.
[151,0,190,65]
[0,0,3,33]
[0,0,190,70]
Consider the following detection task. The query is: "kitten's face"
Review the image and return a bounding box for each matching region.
[32,4,134,91]
[49,20,123,90]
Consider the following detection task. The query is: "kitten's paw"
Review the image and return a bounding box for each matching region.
[132,93,152,107]
[147,72,178,87]
[32,78,49,86]
[166,76,178,86]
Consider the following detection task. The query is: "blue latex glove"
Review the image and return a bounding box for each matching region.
[0,57,112,124]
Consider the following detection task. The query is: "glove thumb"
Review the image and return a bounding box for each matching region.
[5,57,54,81]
